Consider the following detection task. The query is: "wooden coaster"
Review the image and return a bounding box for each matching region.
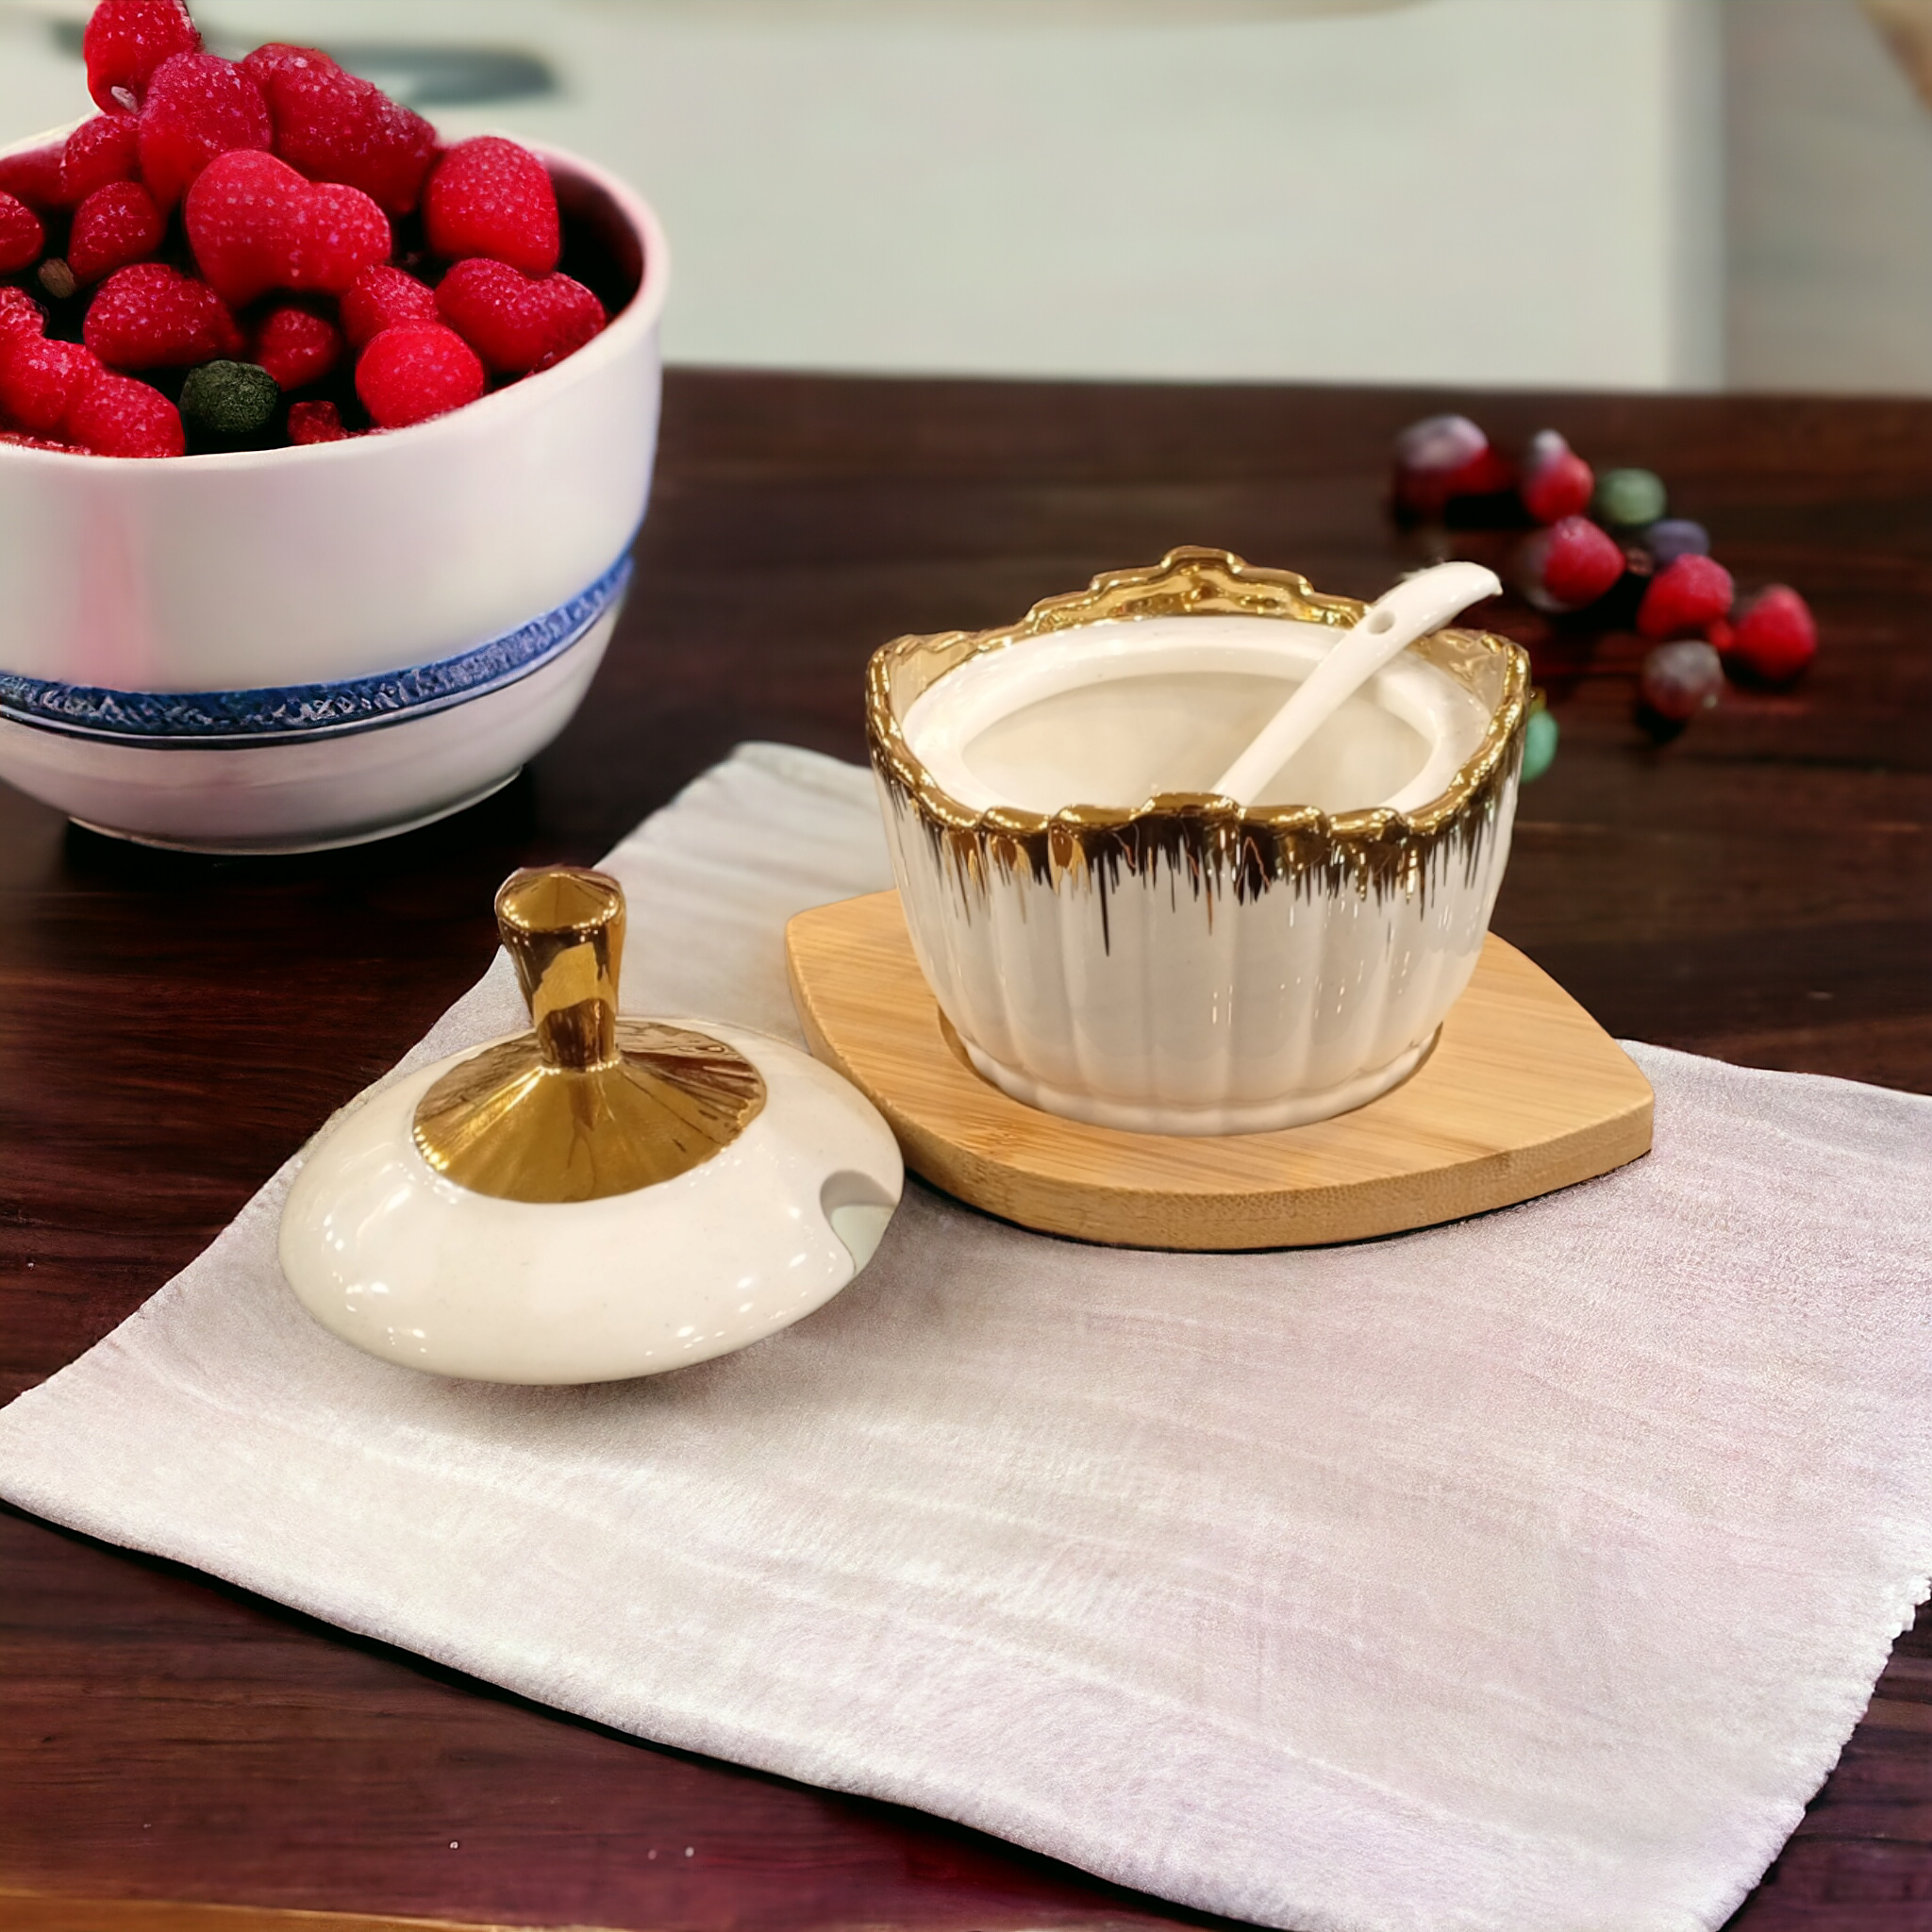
[786,891,1654,1251]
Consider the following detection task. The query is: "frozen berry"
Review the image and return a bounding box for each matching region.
[0,286,42,343]
[1725,585,1817,684]
[249,45,439,218]
[138,53,273,210]
[85,262,244,370]
[425,137,559,275]
[356,323,485,429]
[85,0,200,111]
[60,113,141,204]
[1520,514,1625,610]
[436,258,606,375]
[1642,518,1709,569]
[288,397,348,443]
[1521,706,1558,783]
[1637,554,1734,640]
[66,368,184,457]
[0,336,100,435]
[1391,412,1512,519]
[68,180,164,283]
[185,150,391,306]
[0,144,66,212]
[180,358,279,441]
[252,302,341,389]
[0,192,44,274]
[340,262,437,347]
[1641,640,1723,722]
[1593,466,1668,529]
[1518,429,1593,525]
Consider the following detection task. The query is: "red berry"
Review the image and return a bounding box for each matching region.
[1391,413,1512,518]
[357,323,485,429]
[1525,514,1625,609]
[0,431,81,453]
[435,258,606,375]
[0,336,101,435]
[68,180,164,283]
[1641,640,1724,722]
[185,150,390,307]
[288,398,349,444]
[60,113,142,205]
[138,53,273,210]
[85,262,244,370]
[0,144,66,212]
[66,369,184,458]
[0,192,43,274]
[340,263,437,348]
[84,0,200,112]
[253,302,342,389]
[1518,428,1594,525]
[1724,585,1817,684]
[1637,554,1734,641]
[425,138,559,275]
[251,45,439,218]
[0,287,43,344]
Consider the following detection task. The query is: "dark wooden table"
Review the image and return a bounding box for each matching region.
[4,371,1931,1931]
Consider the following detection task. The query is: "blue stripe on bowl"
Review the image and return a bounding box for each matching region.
[0,554,632,747]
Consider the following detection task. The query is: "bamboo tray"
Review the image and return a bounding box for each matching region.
[785,890,1654,1251]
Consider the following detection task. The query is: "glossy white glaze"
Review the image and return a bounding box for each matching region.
[884,613,1519,1137]
[278,1022,903,1385]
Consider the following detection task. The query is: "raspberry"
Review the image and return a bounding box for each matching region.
[1637,554,1734,640]
[356,323,485,429]
[1640,640,1723,722]
[1725,585,1817,684]
[341,263,437,348]
[425,138,559,275]
[0,286,43,344]
[253,302,341,389]
[288,397,348,444]
[0,431,81,453]
[85,262,243,370]
[0,144,66,212]
[61,113,142,204]
[138,54,273,210]
[435,258,606,375]
[0,192,43,274]
[1517,428,1593,525]
[0,336,101,435]
[1391,413,1512,519]
[1522,514,1625,610]
[84,0,201,112]
[185,150,390,307]
[249,45,439,218]
[66,368,184,458]
[68,180,164,283]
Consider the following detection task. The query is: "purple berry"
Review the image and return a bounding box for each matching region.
[1640,640,1724,722]
[1643,519,1709,569]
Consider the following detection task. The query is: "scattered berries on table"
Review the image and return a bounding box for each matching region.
[84,0,201,112]
[1522,514,1625,611]
[1391,413,1513,520]
[68,179,165,282]
[1725,586,1818,684]
[436,258,606,375]
[1637,554,1734,641]
[1641,640,1724,722]
[1521,706,1559,784]
[179,358,279,441]
[425,136,561,275]
[0,192,45,273]
[1518,429,1593,525]
[1641,518,1709,569]
[1592,466,1669,529]
[356,322,486,428]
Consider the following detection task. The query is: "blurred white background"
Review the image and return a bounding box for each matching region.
[3,0,1927,391]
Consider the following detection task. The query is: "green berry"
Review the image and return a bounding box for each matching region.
[180,360,279,441]
[1592,466,1667,528]
[1521,708,1558,783]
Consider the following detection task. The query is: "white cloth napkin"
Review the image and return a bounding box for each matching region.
[5,741,1932,1932]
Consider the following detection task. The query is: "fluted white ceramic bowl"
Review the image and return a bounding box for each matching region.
[0,132,668,852]
[869,549,1530,1137]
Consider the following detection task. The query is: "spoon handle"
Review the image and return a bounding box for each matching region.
[1209,561,1500,807]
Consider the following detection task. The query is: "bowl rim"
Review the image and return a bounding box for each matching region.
[0,124,669,471]
[867,547,1531,855]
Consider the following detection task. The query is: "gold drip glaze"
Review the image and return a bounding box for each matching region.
[412,867,765,1205]
[866,546,1530,918]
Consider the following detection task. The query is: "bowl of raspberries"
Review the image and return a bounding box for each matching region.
[0,0,668,852]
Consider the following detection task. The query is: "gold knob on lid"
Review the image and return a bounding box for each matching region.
[412,866,766,1205]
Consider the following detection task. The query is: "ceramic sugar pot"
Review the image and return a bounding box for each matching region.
[280,866,903,1383]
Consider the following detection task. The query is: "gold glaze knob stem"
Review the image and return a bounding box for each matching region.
[496,867,625,1072]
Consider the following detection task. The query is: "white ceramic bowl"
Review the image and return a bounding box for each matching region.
[0,133,668,852]
[869,548,1531,1137]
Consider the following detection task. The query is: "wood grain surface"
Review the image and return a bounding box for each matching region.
[4,371,1932,1930]
[788,893,1655,1248]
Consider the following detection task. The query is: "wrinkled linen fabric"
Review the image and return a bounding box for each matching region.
[5,741,1932,1932]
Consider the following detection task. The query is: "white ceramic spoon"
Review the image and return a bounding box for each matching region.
[1209,559,1502,806]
